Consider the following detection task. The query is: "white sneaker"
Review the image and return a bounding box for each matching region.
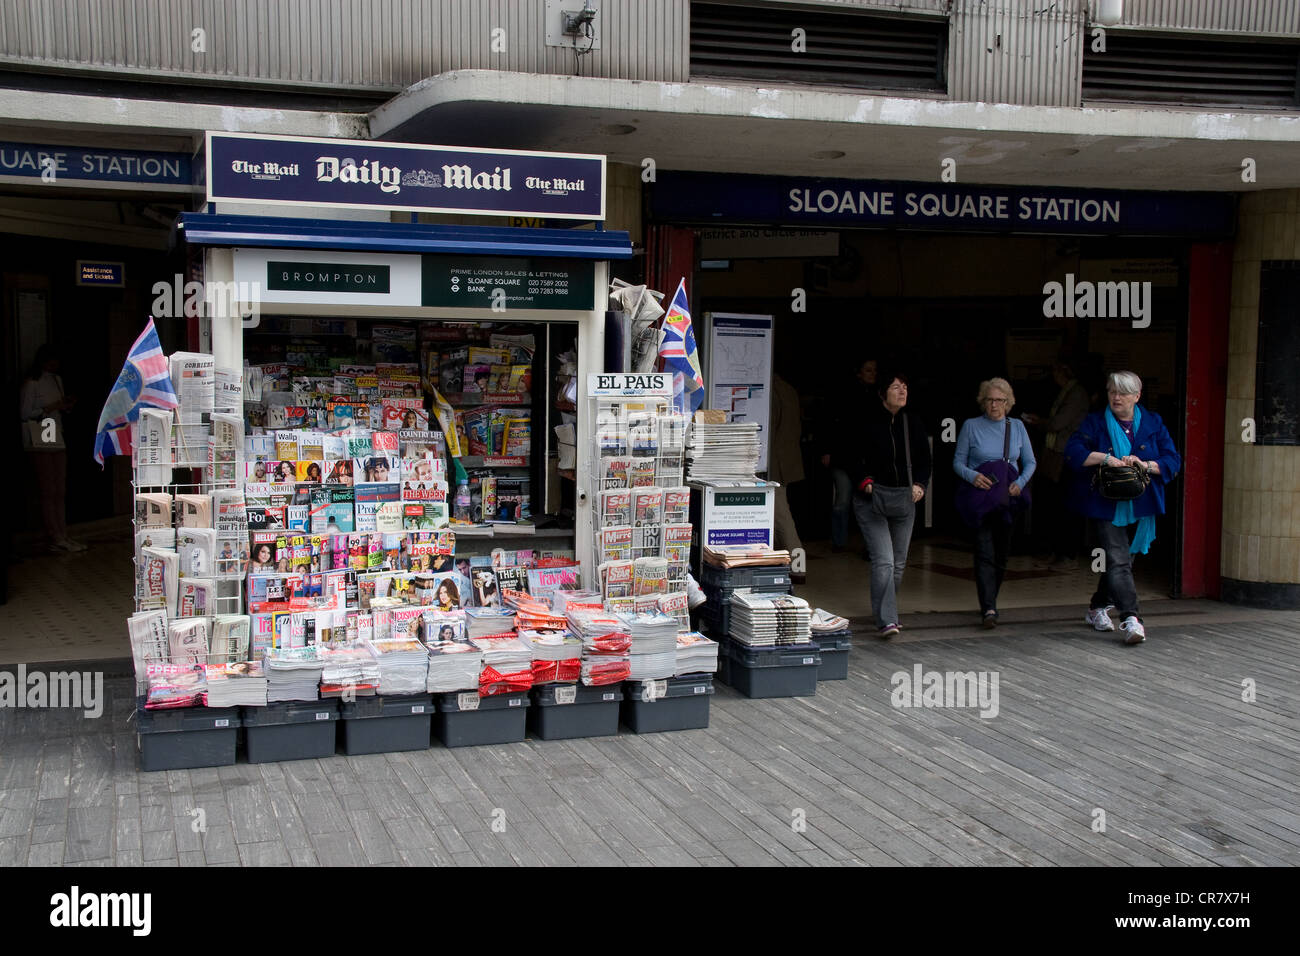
[57,538,88,553]
[1120,616,1146,645]
[1086,607,1115,631]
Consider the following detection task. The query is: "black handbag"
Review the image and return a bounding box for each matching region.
[1093,463,1150,500]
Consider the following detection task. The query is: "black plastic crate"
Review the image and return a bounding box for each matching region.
[722,641,821,699]
[528,683,623,741]
[136,705,241,772]
[700,564,792,593]
[433,691,529,748]
[621,675,713,733]
[810,632,853,681]
[242,701,339,763]
[338,694,433,755]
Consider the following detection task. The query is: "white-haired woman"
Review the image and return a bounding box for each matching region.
[1064,371,1180,645]
[954,377,1036,628]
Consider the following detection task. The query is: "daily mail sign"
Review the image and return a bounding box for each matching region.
[206,132,606,220]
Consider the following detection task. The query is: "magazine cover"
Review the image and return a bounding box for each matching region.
[600,489,632,528]
[309,486,356,534]
[601,525,633,562]
[398,429,446,459]
[663,488,692,525]
[402,501,449,530]
[472,568,502,607]
[355,455,395,483]
[382,399,429,431]
[353,482,399,532]
[600,456,631,489]
[599,559,634,600]
[494,565,529,596]
[295,460,325,483]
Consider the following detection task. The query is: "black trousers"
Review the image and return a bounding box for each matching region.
[1090,519,1141,619]
[973,512,1013,614]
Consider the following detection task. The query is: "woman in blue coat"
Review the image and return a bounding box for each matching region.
[1064,371,1181,645]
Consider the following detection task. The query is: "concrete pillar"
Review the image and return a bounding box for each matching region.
[1221,189,1300,607]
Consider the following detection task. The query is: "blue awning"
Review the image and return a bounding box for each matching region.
[178,213,634,259]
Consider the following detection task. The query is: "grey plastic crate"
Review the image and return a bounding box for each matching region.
[811,632,853,681]
[433,691,528,748]
[722,641,821,699]
[136,705,241,772]
[528,683,623,740]
[338,694,433,755]
[242,701,339,763]
[621,675,713,733]
[700,564,792,592]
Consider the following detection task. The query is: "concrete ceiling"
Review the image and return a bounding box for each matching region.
[371,70,1300,192]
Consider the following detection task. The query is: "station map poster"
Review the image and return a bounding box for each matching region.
[703,313,774,472]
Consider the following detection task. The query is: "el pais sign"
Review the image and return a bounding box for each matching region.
[205,132,605,220]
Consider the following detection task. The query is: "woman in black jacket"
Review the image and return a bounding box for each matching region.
[834,372,932,637]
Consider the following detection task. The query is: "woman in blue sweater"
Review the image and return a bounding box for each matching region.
[954,378,1036,628]
[1064,371,1180,645]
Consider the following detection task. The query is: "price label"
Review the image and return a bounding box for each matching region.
[602,692,617,701]
[410,705,426,714]
[694,685,707,694]
[555,686,577,705]
[508,697,523,707]
[457,692,480,711]
[802,657,816,665]
[213,719,230,728]
[642,679,668,702]
[315,712,331,721]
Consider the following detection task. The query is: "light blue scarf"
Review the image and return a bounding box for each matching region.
[1105,406,1156,555]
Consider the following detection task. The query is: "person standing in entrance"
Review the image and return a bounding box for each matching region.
[769,373,806,580]
[821,357,877,554]
[19,345,86,553]
[836,372,931,638]
[954,378,1036,628]
[1023,356,1089,568]
[1064,371,1180,645]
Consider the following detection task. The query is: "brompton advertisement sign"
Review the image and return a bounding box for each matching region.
[206,132,606,220]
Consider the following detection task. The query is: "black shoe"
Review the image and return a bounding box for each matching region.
[982,611,998,629]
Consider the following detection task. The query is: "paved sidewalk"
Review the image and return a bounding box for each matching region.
[2,610,1298,867]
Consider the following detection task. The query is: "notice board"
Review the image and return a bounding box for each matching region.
[703,312,774,472]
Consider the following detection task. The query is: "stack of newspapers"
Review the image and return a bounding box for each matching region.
[674,632,719,676]
[365,637,429,695]
[728,589,812,647]
[426,640,483,693]
[264,646,325,702]
[627,612,678,680]
[686,423,760,480]
[565,607,632,686]
[204,661,268,707]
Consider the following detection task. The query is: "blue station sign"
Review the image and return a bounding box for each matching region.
[206,132,606,221]
[650,171,1237,237]
[0,141,190,191]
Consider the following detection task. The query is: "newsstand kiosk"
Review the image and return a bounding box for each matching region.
[135,132,632,768]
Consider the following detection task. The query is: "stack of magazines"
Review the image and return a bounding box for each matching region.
[686,424,760,480]
[143,663,205,709]
[426,641,483,693]
[627,612,678,680]
[204,661,269,707]
[674,632,719,676]
[464,606,516,641]
[365,638,429,695]
[517,628,583,684]
[265,646,326,702]
[470,634,534,696]
[565,607,632,686]
[318,642,380,698]
[728,589,812,646]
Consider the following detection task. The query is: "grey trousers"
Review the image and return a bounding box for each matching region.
[853,486,915,627]
[773,484,803,553]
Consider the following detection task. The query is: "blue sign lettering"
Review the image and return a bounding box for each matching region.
[650,171,1235,237]
[0,141,189,187]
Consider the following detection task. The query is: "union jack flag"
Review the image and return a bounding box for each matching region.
[94,318,178,465]
[658,278,705,412]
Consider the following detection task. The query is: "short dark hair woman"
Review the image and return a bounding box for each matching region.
[1064,371,1181,645]
[833,370,932,638]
